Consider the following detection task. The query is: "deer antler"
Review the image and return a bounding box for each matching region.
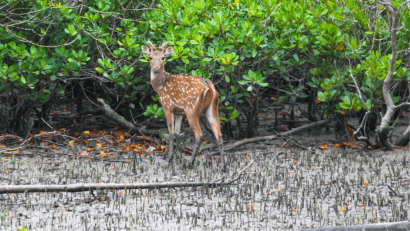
[146,41,156,53]
[159,42,168,51]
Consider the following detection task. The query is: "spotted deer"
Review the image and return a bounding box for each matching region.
[141,41,224,168]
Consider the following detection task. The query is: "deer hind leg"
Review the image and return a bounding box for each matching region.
[205,97,225,168]
[173,115,183,154]
[164,109,175,162]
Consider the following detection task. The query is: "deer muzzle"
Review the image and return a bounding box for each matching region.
[153,67,160,73]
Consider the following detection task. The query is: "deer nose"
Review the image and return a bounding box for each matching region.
[153,67,160,73]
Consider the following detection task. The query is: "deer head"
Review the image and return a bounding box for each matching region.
[141,42,174,75]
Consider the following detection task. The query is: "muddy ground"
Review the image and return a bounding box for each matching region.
[1,102,410,230]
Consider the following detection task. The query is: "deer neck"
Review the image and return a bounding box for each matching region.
[150,68,170,93]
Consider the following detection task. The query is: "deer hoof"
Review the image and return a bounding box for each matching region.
[165,151,174,161]
[189,159,197,168]
[178,163,189,170]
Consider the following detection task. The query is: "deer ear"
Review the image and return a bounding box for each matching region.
[164,46,173,57]
[141,45,151,56]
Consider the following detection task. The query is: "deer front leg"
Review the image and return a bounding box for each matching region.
[190,135,203,167]
[186,114,203,167]
[173,115,183,154]
[164,109,175,162]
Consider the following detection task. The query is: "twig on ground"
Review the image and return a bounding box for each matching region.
[209,112,362,156]
[20,131,75,146]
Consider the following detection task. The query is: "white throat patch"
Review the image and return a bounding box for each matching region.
[151,71,158,80]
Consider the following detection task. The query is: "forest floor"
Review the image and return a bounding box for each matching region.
[1,100,410,230]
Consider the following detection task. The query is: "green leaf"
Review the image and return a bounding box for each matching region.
[252,49,257,57]
[229,110,239,120]
[317,92,325,101]
[343,95,351,105]
[182,58,189,64]
[308,81,318,88]
[203,58,212,63]
[339,102,349,109]
[320,9,328,16]
[54,87,65,94]
[219,116,228,122]
[350,39,358,49]
[247,85,253,91]
[98,58,104,67]
[237,80,248,85]
[9,73,19,82]
[225,75,230,83]
[30,45,37,54]
[366,99,372,109]
[317,36,328,45]
[194,0,202,9]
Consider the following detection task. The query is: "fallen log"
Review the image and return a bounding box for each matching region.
[301,221,410,231]
[209,115,342,155]
[97,98,161,136]
[0,181,227,194]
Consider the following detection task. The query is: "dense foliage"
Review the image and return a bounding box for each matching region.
[0,0,409,142]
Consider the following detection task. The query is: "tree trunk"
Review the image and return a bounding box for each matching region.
[375,4,406,150]
[377,127,393,150]
[394,125,410,146]
[308,88,317,122]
